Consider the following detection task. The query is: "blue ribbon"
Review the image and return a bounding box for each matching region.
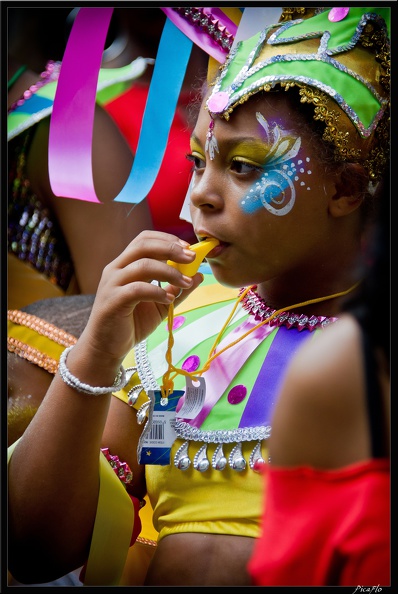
[115,18,193,204]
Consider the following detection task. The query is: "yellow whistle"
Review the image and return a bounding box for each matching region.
[167,238,220,277]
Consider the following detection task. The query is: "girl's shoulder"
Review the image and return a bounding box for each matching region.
[269,315,372,468]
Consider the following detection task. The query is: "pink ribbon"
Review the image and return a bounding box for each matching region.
[48,7,114,202]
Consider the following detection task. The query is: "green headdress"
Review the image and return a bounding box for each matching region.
[206,7,390,182]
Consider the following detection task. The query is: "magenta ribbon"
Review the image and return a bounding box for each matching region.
[48,7,114,203]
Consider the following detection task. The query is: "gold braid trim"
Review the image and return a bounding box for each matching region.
[296,82,387,182]
[280,7,318,21]
[296,84,362,162]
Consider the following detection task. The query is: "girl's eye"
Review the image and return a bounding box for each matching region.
[231,159,263,175]
[186,153,205,171]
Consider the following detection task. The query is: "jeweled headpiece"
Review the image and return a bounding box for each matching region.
[206,7,390,182]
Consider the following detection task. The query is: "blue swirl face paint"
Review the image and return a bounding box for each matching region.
[240,112,312,216]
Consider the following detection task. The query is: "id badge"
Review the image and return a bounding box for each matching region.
[137,389,184,465]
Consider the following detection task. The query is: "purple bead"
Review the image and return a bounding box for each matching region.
[328,7,349,22]
[182,355,200,372]
[166,315,186,331]
[227,384,247,405]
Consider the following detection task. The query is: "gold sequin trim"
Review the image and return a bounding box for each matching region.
[7,337,67,374]
[7,311,77,374]
[8,310,78,346]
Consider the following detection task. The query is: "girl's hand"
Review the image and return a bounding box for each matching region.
[78,230,203,364]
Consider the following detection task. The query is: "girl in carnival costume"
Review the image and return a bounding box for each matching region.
[8,6,390,587]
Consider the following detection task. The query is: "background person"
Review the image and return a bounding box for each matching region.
[7,293,158,586]
[7,7,204,310]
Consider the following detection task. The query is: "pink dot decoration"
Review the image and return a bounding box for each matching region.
[182,355,200,373]
[227,384,247,405]
[166,315,186,331]
[328,7,349,22]
[207,91,229,114]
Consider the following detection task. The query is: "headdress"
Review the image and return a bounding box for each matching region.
[206,7,390,182]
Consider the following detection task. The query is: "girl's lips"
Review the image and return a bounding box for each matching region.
[206,240,227,259]
[196,235,228,259]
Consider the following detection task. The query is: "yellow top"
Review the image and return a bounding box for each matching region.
[114,275,264,542]
[116,349,265,543]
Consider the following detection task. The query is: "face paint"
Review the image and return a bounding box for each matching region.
[240,112,311,216]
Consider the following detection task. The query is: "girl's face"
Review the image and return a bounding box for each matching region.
[188,92,338,291]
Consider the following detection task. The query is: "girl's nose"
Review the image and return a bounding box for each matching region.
[189,169,224,212]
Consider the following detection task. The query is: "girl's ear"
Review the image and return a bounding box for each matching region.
[328,163,368,218]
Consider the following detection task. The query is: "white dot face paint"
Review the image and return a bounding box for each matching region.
[239,112,312,216]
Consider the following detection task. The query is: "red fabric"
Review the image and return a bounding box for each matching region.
[79,494,142,583]
[248,459,390,586]
[105,85,194,241]
[129,494,143,546]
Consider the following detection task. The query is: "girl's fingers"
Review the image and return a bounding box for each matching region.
[102,258,196,293]
[111,232,195,270]
[169,272,204,304]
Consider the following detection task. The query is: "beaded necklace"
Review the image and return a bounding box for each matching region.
[240,285,337,331]
[161,281,360,399]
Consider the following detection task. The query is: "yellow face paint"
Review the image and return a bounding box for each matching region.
[226,141,270,166]
[190,138,205,157]
[190,135,272,168]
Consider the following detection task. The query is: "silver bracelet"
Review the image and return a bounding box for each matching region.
[58,345,130,395]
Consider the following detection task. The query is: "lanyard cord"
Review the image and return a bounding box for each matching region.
[161,282,360,398]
